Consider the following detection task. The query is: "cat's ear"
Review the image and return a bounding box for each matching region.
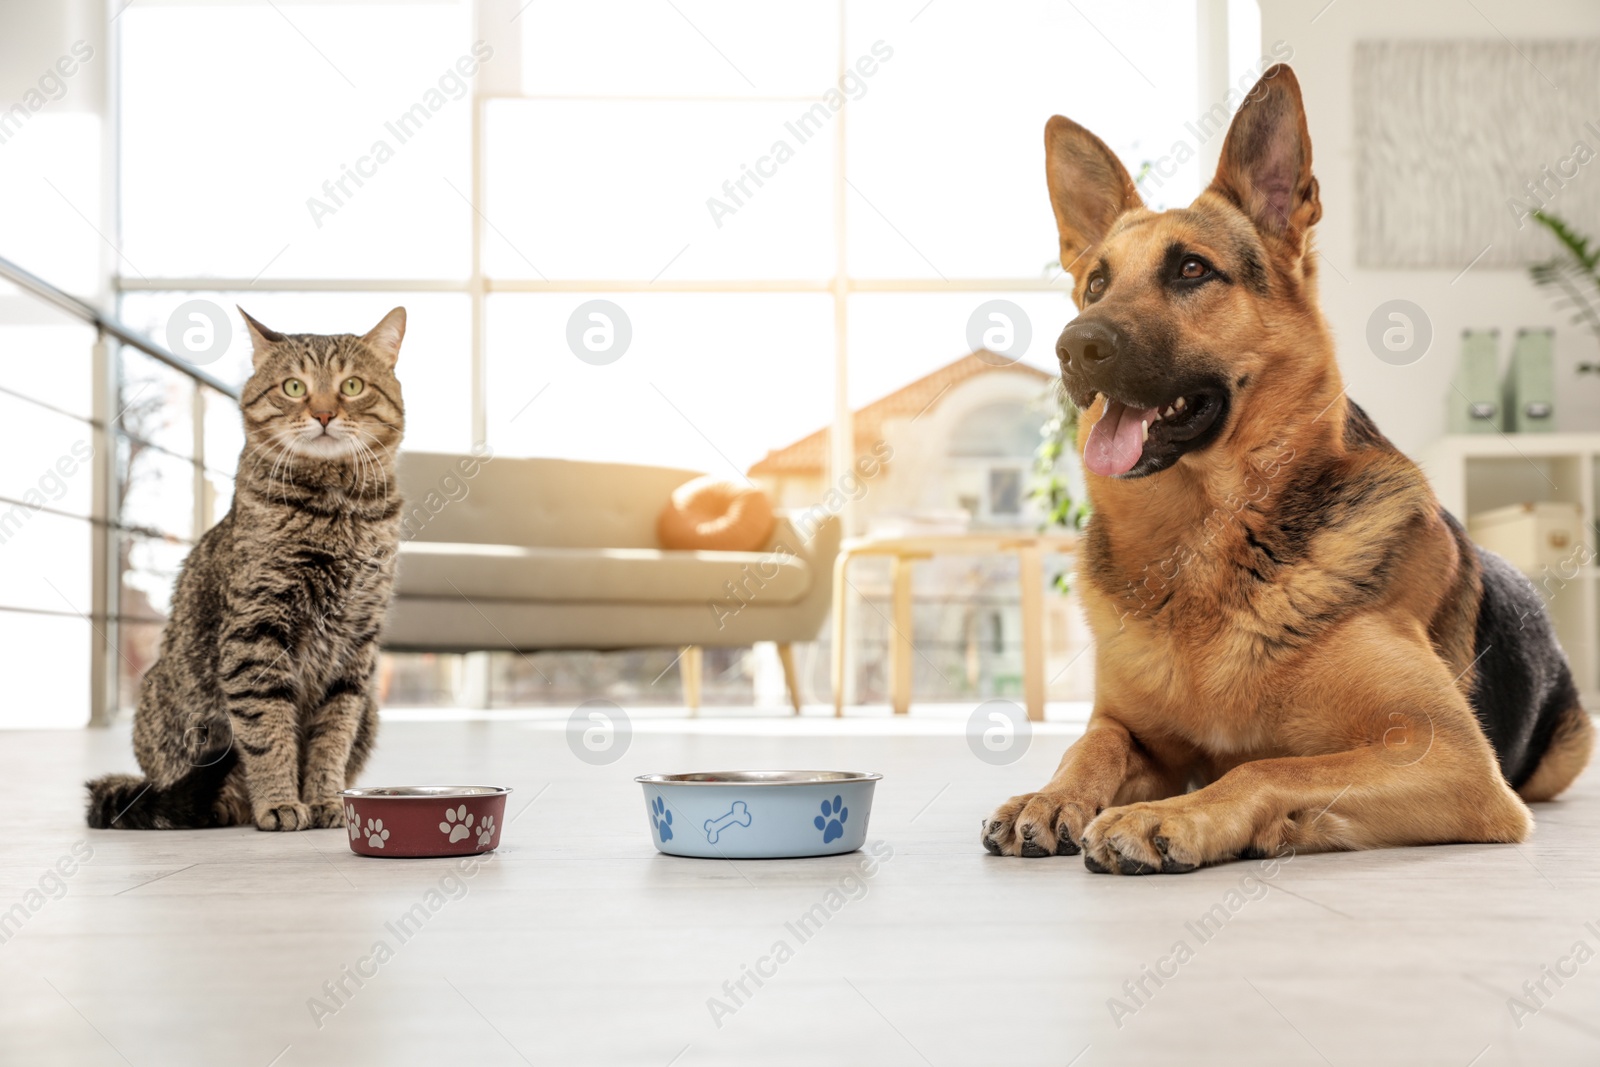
[237,308,284,370]
[361,307,406,368]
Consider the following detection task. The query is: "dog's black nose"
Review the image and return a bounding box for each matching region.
[1057,320,1120,366]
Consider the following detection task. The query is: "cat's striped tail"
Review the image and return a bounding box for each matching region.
[85,754,239,830]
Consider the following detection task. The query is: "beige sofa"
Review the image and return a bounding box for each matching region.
[382,452,841,711]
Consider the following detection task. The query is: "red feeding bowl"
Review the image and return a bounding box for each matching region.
[339,786,512,858]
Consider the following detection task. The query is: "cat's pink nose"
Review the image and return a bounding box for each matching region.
[312,411,334,427]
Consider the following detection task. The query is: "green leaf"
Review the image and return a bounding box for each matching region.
[1028,388,1093,572]
[1528,211,1600,351]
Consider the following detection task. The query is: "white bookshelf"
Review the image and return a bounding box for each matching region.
[1420,434,1600,709]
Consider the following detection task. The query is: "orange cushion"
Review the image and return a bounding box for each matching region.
[657,477,776,551]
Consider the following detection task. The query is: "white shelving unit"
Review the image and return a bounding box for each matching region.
[1420,434,1600,709]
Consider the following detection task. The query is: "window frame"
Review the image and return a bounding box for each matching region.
[113,0,1234,529]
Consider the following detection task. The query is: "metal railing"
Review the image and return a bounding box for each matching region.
[0,255,238,400]
[0,253,240,725]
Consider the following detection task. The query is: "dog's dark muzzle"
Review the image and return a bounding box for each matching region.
[1057,319,1121,368]
[1056,318,1156,411]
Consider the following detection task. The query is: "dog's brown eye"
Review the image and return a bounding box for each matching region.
[1180,257,1208,280]
[1087,275,1107,296]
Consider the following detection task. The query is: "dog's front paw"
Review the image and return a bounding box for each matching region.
[255,801,311,831]
[981,790,1099,858]
[1082,802,1207,875]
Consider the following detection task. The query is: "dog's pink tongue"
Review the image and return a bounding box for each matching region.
[1084,400,1155,477]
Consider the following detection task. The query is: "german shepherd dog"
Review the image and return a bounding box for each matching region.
[981,65,1594,873]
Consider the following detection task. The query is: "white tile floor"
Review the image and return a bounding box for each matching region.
[3,711,1598,1066]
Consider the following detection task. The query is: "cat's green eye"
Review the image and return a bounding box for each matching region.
[283,378,306,398]
[341,377,364,397]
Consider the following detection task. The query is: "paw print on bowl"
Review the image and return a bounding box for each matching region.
[440,804,474,843]
[651,796,674,842]
[364,818,389,849]
[476,815,495,849]
[345,803,361,841]
[814,795,848,844]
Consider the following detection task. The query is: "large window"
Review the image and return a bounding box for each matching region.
[104,0,1254,710]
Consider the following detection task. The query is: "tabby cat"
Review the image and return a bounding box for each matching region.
[87,308,407,830]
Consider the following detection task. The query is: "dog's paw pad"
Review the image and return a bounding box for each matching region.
[1151,834,1197,874]
[1018,825,1052,858]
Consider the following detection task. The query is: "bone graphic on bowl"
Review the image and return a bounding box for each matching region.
[704,801,752,844]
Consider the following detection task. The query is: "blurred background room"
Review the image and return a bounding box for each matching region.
[5,0,1600,729]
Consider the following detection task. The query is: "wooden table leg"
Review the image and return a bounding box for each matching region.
[831,552,851,717]
[891,554,914,716]
[681,645,703,718]
[1018,545,1045,723]
[776,642,802,715]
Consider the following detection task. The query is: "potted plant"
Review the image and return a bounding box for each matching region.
[1530,211,1600,374]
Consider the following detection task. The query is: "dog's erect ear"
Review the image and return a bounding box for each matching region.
[1044,115,1143,276]
[1209,64,1321,252]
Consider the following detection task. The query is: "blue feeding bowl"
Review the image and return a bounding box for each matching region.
[635,770,882,859]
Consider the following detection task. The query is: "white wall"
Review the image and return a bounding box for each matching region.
[1259,0,1600,459]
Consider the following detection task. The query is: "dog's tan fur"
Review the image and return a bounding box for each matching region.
[981,65,1592,873]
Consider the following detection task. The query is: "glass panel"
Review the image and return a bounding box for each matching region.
[0,390,96,518]
[119,347,194,460]
[521,1,838,98]
[202,387,245,478]
[835,287,1080,702]
[120,292,472,456]
[846,0,1199,277]
[119,619,165,715]
[119,1,473,280]
[0,319,97,419]
[116,531,192,714]
[840,554,1079,706]
[0,611,90,727]
[0,510,91,614]
[1229,0,1265,83]
[119,436,194,542]
[379,652,459,707]
[121,531,186,623]
[485,292,832,474]
[844,292,1068,537]
[202,472,235,534]
[491,649,754,708]
[484,100,835,280]
[847,289,1066,405]
[0,114,102,294]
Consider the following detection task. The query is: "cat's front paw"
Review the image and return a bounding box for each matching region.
[306,800,346,829]
[255,801,311,831]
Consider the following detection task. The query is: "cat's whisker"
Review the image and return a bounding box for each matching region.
[342,430,372,498]
[267,429,300,507]
[247,434,289,497]
[347,426,388,499]
[345,424,388,500]
[243,432,290,483]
